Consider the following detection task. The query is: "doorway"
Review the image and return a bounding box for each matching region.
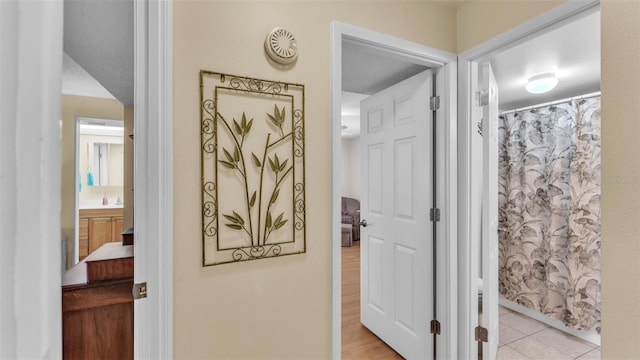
[331,21,458,359]
[458,1,601,358]
[0,1,172,357]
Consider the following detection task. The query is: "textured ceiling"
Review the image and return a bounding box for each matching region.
[63,0,133,106]
[489,11,600,110]
[342,39,428,96]
[62,53,115,99]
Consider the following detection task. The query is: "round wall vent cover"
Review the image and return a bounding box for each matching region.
[265,27,298,65]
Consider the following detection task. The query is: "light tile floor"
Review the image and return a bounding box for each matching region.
[498,306,601,360]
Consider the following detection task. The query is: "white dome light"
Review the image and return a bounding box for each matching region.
[525,73,558,94]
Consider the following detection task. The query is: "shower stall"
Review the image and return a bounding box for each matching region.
[497,95,601,337]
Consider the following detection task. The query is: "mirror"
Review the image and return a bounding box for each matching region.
[78,117,124,187]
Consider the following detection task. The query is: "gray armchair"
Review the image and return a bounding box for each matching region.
[341,197,360,241]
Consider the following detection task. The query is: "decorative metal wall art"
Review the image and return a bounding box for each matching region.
[200,71,306,266]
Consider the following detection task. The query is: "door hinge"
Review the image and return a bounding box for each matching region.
[475,91,489,107]
[430,208,440,222]
[132,282,147,300]
[430,320,441,335]
[430,95,440,111]
[475,326,488,343]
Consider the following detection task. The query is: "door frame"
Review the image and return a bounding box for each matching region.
[133,0,174,358]
[0,0,173,357]
[456,1,600,358]
[330,21,458,359]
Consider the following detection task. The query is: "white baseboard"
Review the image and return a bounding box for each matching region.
[499,298,601,346]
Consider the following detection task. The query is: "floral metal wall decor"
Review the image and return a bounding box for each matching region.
[200,71,305,266]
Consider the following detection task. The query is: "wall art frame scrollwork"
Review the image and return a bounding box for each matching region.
[200,70,306,266]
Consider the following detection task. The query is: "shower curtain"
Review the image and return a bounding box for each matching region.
[498,97,601,333]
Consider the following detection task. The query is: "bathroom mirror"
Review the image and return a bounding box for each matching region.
[78,117,124,187]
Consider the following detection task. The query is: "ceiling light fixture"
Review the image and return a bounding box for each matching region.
[525,73,558,94]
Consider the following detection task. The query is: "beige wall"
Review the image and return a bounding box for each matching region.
[61,94,123,267]
[600,2,640,358]
[173,1,456,358]
[123,106,134,229]
[456,0,564,53]
[174,1,640,358]
[456,1,640,359]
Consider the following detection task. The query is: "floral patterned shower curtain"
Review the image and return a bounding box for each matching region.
[498,97,601,333]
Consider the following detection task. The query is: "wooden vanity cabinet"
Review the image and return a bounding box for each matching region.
[79,208,124,260]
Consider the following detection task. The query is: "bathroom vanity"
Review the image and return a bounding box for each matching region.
[79,207,124,260]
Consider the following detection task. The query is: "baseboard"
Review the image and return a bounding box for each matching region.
[499,298,601,346]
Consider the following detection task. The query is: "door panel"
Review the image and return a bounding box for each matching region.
[394,138,415,220]
[360,70,433,359]
[368,144,384,214]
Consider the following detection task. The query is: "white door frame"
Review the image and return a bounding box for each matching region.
[456,1,599,358]
[0,1,64,357]
[133,0,174,358]
[331,21,458,359]
[0,1,173,357]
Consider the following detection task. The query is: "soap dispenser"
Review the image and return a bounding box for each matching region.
[102,193,109,205]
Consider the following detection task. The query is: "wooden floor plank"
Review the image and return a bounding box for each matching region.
[342,241,403,360]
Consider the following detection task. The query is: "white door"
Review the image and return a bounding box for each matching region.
[360,70,434,359]
[480,61,499,359]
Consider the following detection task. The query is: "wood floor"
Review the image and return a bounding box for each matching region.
[342,241,403,360]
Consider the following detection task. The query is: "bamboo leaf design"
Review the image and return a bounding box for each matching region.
[252,153,261,167]
[217,106,294,247]
[232,211,245,225]
[267,113,279,128]
[223,214,240,223]
[267,105,286,136]
[233,119,242,135]
[275,219,287,230]
[249,191,256,208]
[274,213,284,226]
[219,160,235,169]
[270,189,280,204]
[279,159,288,172]
[223,148,234,163]
[268,157,276,172]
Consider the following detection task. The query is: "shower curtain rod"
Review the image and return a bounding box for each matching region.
[499,91,601,116]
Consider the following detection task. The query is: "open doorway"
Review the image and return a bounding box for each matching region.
[1,1,171,357]
[459,2,601,359]
[60,1,135,358]
[331,21,458,360]
[339,39,428,359]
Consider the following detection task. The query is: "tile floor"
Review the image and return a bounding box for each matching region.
[497,306,601,360]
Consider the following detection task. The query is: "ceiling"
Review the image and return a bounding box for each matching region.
[61,2,598,130]
[341,10,600,137]
[342,40,428,96]
[490,11,600,111]
[63,0,133,106]
[62,53,115,99]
